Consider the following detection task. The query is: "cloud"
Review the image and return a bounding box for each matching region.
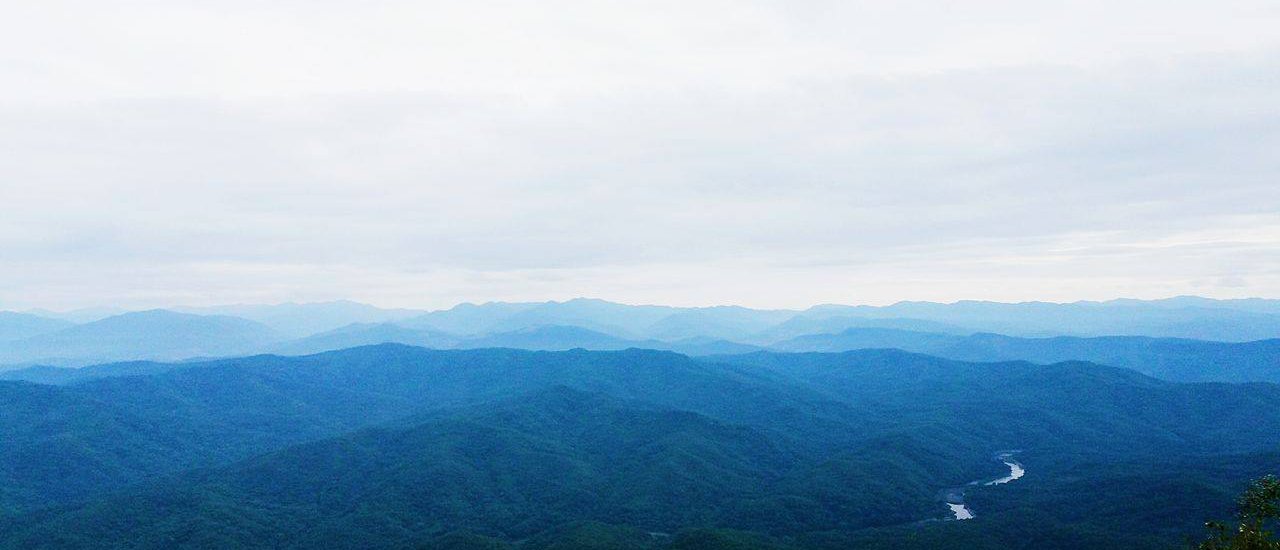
[1,1,1278,309]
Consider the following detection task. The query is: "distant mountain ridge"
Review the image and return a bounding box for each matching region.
[266,323,759,359]
[268,322,460,356]
[0,311,73,342]
[799,298,1280,341]
[173,300,423,338]
[9,323,1280,386]
[401,296,1280,341]
[0,310,281,366]
[4,296,1280,373]
[770,327,1280,382]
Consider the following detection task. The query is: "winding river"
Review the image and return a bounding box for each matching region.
[945,452,1024,520]
[984,458,1025,486]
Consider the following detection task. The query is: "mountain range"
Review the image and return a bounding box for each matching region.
[1,345,1277,548]
[5,297,1280,384]
[16,295,1280,342]
[769,327,1280,383]
[0,310,279,366]
[0,311,74,342]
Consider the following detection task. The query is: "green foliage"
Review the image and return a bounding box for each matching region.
[1201,475,1280,550]
[668,528,793,549]
[2,346,1280,548]
[422,531,514,550]
[521,521,659,550]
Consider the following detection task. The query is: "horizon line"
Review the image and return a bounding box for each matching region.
[10,293,1280,317]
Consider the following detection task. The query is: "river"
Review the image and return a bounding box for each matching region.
[947,452,1024,520]
[947,503,974,520]
[984,457,1025,486]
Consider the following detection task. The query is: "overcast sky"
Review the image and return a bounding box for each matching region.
[2,0,1279,310]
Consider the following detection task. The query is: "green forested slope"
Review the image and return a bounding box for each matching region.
[1,346,1277,548]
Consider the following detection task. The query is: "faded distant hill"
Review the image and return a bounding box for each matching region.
[0,312,73,342]
[269,323,460,356]
[479,298,678,336]
[757,314,975,341]
[445,324,757,355]
[266,324,760,358]
[174,301,423,338]
[400,299,795,341]
[1119,296,1280,315]
[454,325,642,350]
[8,296,1280,368]
[22,307,126,324]
[0,310,281,366]
[399,298,678,337]
[645,306,795,341]
[796,298,1280,341]
[771,327,1280,383]
[269,324,631,357]
[364,297,1280,342]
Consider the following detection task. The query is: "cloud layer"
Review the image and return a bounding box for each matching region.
[2,1,1278,309]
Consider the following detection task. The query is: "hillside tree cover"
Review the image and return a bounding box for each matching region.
[0,346,1278,548]
[1201,476,1280,550]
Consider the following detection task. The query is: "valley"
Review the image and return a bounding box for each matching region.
[944,452,1026,521]
[2,299,1278,548]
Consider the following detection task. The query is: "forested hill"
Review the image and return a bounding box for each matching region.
[1,345,1278,548]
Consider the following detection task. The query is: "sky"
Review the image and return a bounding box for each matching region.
[2,0,1279,310]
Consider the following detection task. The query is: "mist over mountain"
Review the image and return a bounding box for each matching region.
[268,322,460,356]
[454,325,644,351]
[806,299,1280,341]
[173,301,424,338]
[758,314,975,341]
[289,296,1280,343]
[0,312,73,342]
[457,297,1280,342]
[0,310,281,366]
[21,307,128,324]
[5,297,1280,381]
[771,328,1280,383]
[644,306,798,342]
[400,299,696,339]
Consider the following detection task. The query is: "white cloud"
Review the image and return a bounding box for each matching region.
[1,1,1278,309]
